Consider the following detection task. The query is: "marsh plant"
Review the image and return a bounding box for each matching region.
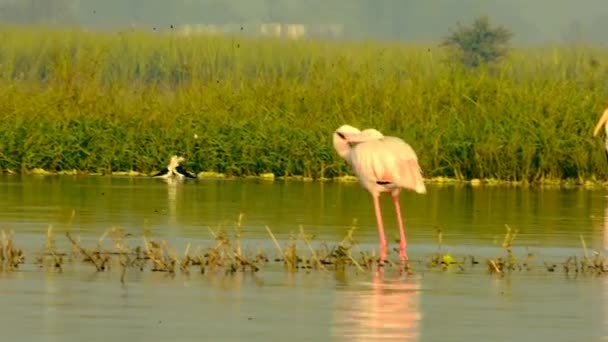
[4,213,608,281]
[0,26,607,182]
[0,230,25,271]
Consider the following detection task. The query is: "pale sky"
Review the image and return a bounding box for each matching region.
[2,0,607,45]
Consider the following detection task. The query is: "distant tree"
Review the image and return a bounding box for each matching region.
[441,15,513,68]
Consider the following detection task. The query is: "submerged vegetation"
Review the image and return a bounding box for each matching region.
[0,26,608,183]
[2,215,608,281]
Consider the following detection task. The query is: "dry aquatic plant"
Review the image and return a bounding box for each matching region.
[0,230,25,271]
[36,226,65,271]
[486,224,521,275]
[265,219,373,273]
[558,235,608,277]
[5,213,608,282]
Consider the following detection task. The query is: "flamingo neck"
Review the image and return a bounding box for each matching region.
[333,139,352,161]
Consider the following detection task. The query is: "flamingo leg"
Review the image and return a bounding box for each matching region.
[372,195,388,265]
[392,194,408,261]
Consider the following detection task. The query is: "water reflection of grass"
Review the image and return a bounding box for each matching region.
[1,26,608,184]
[1,216,607,281]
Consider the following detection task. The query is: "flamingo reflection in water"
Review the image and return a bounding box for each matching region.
[331,271,421,341]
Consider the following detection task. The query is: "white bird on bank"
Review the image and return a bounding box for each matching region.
[152,155,197,179]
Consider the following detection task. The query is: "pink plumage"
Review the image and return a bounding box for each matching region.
[333,125,426,264]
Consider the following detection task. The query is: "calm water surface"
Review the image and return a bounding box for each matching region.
[1,175,607,341]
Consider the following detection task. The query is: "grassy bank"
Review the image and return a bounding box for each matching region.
[0,26,607,182]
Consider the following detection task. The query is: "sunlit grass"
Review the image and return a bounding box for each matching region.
[1,25,607,182]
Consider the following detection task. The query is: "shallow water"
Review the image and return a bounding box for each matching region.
[1,175,608,341]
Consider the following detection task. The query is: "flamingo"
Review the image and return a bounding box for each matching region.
[152,155,197,179]
[593,107,608,161]
[332,125,426,264]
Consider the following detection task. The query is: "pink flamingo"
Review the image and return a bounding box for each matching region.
[593,107,608,160]
[333,125,426,264]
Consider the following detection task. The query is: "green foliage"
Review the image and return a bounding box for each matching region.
[0,26,607,182]
[442,15,514,68]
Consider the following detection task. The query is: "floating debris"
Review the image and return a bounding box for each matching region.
[197,171,227,179]
[259,173,275,181]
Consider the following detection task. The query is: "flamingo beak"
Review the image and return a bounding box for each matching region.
[336,131,359,142]
[345,133,369,144]
[593,109,608,137]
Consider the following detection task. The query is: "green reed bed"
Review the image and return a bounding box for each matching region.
[1,26,608,183]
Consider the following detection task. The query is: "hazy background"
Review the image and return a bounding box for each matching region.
[1,0,607,45]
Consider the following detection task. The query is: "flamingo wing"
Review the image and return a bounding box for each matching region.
[350,138,425,194]
[386,137,426,194]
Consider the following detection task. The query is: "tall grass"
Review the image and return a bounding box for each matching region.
[0,25,607,181]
